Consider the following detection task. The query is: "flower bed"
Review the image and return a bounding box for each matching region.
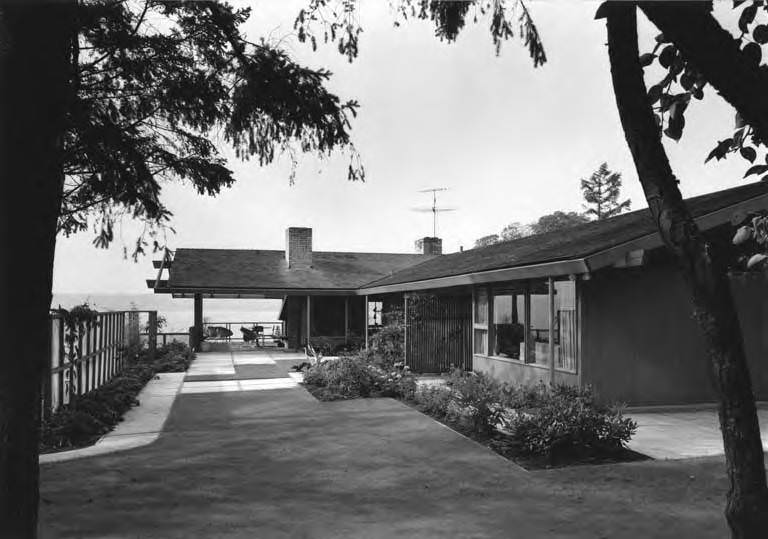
[39,342,193,453]
[408,372,644,469]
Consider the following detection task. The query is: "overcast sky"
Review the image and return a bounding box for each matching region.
[53,0,752,294]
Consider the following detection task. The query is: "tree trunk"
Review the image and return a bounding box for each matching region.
[604,5,768,537]
[639,1,768,146]
[0,3,74,537]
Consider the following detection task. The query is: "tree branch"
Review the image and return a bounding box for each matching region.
[639,1,768,145]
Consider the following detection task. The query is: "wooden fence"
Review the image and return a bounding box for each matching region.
[43,310,158,417]
[404,294,472,373]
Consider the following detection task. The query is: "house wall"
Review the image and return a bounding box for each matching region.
[405,293,473,373]
[581,260,768,405]
[473,355,578,386]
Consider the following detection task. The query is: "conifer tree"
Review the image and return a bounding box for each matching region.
[580,162,631,220]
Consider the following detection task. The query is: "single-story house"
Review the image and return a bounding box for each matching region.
[149,181,768,405]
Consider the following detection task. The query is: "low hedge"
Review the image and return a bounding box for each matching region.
[39,342,193,453]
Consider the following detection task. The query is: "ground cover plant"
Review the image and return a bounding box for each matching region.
[39,342,193,453]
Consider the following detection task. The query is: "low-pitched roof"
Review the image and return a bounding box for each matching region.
[361,181,768,292]
[150,182,768,297]
[162,249,431,295]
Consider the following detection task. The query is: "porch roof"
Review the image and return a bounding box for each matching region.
[360,181,768,294]
[151,249,431,297]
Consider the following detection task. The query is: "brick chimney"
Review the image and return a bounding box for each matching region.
[415,237,442,255]
[286,227,313,269]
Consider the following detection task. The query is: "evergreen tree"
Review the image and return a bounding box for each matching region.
[580,162,631,220]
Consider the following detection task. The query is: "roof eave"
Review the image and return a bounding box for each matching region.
[359,259,590,295]
[361,190,768,295]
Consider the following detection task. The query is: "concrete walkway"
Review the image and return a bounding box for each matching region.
[627,406,768,459]
[40,372,185,463]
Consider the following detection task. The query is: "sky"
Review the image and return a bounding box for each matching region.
[52,0,753,294]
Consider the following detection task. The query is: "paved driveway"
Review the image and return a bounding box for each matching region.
[39,351,737,538]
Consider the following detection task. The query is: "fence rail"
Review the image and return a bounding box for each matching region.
[43,310,157,417]
[202,321,285,346]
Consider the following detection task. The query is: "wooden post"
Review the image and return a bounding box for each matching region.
[193,293,203,350]
[403,294,408,367]
[97,313,104,386]
[148,311,158,361]
[306,295,311,347]
[344,296,349,345]
[364,296,369,350]
[548,277,556,385]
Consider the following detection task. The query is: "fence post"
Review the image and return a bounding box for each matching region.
[148,310,157,361]
[42,317,53,420]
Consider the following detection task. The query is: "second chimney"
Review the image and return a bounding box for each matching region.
[415,237,442,255]
[286,227,312,269]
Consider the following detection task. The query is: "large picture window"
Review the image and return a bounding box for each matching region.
[472,279,579,372]
[492,290,525,360]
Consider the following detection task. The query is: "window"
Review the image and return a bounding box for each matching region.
[555,280,578,371]
[473,288,489,355]
[492,290,525,360]
[473,280,579,372]
[528,282,549,365]
[367,301,383,328]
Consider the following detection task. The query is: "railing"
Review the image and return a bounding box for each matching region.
[202,321,285,346]
[43,310,157,417]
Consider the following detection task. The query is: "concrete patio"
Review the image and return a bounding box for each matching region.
[627,406,768,460]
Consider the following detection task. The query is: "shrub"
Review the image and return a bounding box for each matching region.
[378,362,417,400]
[414,384,454,418]
[304,356,379,399]
[445,370,505,435]
[503,385,636,459]
[303,354,418,401]
[40,342,194,452]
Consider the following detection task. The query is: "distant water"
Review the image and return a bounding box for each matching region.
[52,293,282,333]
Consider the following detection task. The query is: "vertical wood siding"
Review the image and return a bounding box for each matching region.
[405,294,472,373]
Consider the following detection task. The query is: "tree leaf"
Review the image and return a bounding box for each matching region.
[733,226,753,245]
[736,112,746,129]
[680,73,694,90]
[639,52,655,67]
[739,2,758,33]
[705,139,734,163]
[741,146,757,163]
[744,164,768,178]
[754,24,768,44]
[658,45,675,68]
[746,253,768,269]
[647,84,663,104]
[664,103,685,141]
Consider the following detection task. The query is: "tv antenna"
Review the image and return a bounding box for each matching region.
[411,187,456,237]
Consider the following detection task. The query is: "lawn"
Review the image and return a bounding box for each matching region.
[40,387,742,538]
